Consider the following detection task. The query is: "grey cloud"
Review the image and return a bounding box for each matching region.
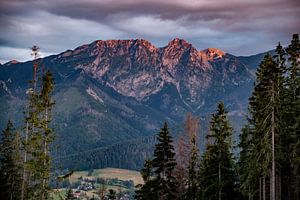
[0,0,299,62]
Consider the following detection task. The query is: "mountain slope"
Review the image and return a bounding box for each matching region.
[0,38,262,170]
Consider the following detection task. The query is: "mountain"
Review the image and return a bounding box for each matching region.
[0,38,265,170]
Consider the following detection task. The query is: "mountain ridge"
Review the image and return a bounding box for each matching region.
[0,38,267,170]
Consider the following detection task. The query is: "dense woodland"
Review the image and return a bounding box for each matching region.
[0,34,299,200]
[136,34,300,200]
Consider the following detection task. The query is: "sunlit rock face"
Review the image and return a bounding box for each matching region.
[51,38,253,111]
[0,38,260,161]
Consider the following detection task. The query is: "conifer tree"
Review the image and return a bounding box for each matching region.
[40,70,55,199]
[238,124,261,200]
[239,53,283,200]
[274,42,292,200]
[0,120,22,200]
[285,33,300,200]
[21,46,55,200]
[152,122,178,200]
[135,160,158,200]
[136,122,178,200]
[199,102,238,200]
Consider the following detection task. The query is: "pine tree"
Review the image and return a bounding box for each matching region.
[0,120,22,200]
[199,102,238,200]
[238,124,260,200]
[239,52,283,200]
[21,46,55,200]
[152,122,178,200]
[285,33,300,200]
[135,160,158,200]
[21,45,43,199]
[40,70,55,199]
[136,122,178,200]
[274,42,293,200]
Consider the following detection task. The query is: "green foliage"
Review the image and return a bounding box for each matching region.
[285,33,300,199]
[136,122,178,200]
[135,160,158,200]
[0,120,22,200]
[21,48,56,199]
[238,34,300,199]
[199,102,238,200]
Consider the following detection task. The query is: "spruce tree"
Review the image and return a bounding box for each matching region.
[239,53,283,200]
[136,122,178,200]
[274,42,293,200]
[286,33,300,200]
[199,102,238,200]
[152,122,178,200]
[40,70,55,199]
[0,120,22,200]
[238,124,260,200]
[21,46,55,200]
[135,160,158,200]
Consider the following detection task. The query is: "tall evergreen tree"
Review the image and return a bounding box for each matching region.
[237,124,259,200]
[152,122,178,200]
[0,120,22,200]
[285,33,300,200]
[135,160,158,200]
[136,122,178,200]
[239,53,283,200]
[40,70,55,199]
[21,46,55,200]
[199,102,238,200]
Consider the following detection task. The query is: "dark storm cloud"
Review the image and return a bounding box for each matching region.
[0,0,299,63]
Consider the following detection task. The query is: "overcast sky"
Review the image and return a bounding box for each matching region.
[0,0,299,63]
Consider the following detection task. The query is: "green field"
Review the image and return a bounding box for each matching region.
[51,168,142,199]
[69,167,143,186]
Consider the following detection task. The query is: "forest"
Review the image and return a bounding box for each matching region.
[0,34,299,200]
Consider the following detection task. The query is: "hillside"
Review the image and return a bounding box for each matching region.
[0,38,265,170]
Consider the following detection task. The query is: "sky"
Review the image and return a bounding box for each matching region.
[0,0,299,63]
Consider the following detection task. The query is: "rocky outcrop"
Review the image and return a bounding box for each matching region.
[51,38,253,110]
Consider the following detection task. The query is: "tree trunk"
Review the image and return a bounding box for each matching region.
[278,171,281,200]
[21,121,29,200]
[271,82,276,200]
[249,186,251,200]
[263,176,266,200]
[219,161,221,200]
[41,107,48,200]
[260,177,262,200]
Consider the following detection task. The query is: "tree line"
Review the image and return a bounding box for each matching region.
[135,34,300,200]
[0,46,55,200]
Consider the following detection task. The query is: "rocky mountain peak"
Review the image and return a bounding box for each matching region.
[199,48,226,61]
[4,60,19,66]
[162,38,202,69]
[167,38,192,49]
